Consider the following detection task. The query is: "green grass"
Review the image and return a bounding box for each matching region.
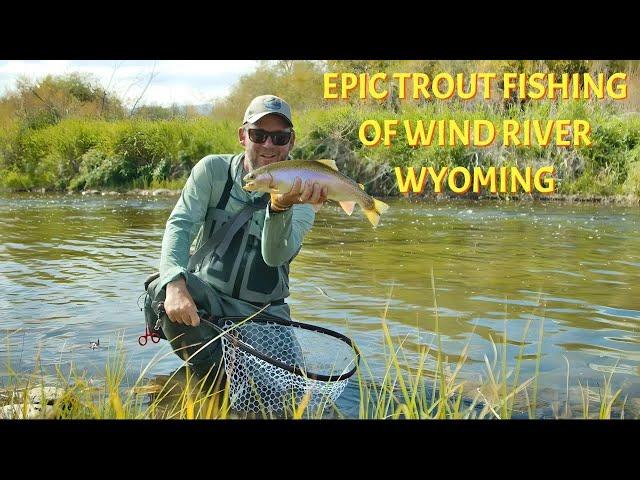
[1,103,639,200]
[0,292,634,420]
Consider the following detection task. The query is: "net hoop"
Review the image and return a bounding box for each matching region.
[199,312,360,382]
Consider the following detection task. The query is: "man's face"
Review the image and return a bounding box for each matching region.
[239,114,295,172]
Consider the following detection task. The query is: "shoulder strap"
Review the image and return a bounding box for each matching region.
[187,197,267,272]
[215,157,235,211]
[187,158,268,272]
[193,155,236,249]
[200,155,234,242]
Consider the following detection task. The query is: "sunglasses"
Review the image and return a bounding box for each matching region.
[247,128,292,146]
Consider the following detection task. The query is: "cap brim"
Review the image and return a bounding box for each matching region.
[244,112,293,127]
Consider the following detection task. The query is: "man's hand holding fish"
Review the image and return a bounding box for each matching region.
[269,177,329,213]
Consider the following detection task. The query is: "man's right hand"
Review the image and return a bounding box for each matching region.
[164,277,200,326]
[270,177,328,212]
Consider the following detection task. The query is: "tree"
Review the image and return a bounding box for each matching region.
[0,72,126,129]
[210,61,327,122]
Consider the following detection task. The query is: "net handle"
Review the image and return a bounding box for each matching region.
[198,312,360,382]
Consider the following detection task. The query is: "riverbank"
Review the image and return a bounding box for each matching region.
[77,188,182,197]
[1,187,181,196]
[1,351,635,420]
[2,103,639,198]
[3,187,638,206]
[403,192,640,205]
[1,322,635,420]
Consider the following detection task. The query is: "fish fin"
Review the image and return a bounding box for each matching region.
[338,200,356,216]
[311,202,323,213]
[363,197,390,228]
[358,183,365,190]
[363,208,381,228]
[315,159,339,171]
[373,197,390,214]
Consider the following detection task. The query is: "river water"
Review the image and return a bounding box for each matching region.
[1,193,639,418]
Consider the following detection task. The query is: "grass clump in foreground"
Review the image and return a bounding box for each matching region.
[1,295,635,420]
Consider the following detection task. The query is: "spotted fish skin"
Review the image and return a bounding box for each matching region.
[243,159,389,227]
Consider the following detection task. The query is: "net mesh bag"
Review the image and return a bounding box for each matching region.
[219,316,359,415]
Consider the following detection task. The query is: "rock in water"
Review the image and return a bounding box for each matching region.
[0,403,55,419]
[28,386,65,405]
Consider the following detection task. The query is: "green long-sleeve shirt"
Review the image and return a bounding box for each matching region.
[158,153,315,304]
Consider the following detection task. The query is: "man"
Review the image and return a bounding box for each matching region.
[146,94,327,381]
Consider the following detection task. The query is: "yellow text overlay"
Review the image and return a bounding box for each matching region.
[324,72,627,101]
[394,166,556,194]
[359,119,591,147]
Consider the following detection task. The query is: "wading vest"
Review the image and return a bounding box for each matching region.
[190,153,295,305]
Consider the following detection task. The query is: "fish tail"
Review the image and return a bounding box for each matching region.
[363,197,390,228]
[374,198,390,215]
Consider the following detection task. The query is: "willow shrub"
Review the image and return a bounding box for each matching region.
[1,104,638,197]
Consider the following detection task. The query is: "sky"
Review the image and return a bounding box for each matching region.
[0,60,260,107]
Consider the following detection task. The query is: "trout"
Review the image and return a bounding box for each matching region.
[242,159,389,227]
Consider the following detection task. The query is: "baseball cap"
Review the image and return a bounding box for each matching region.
[242,95,293,127]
